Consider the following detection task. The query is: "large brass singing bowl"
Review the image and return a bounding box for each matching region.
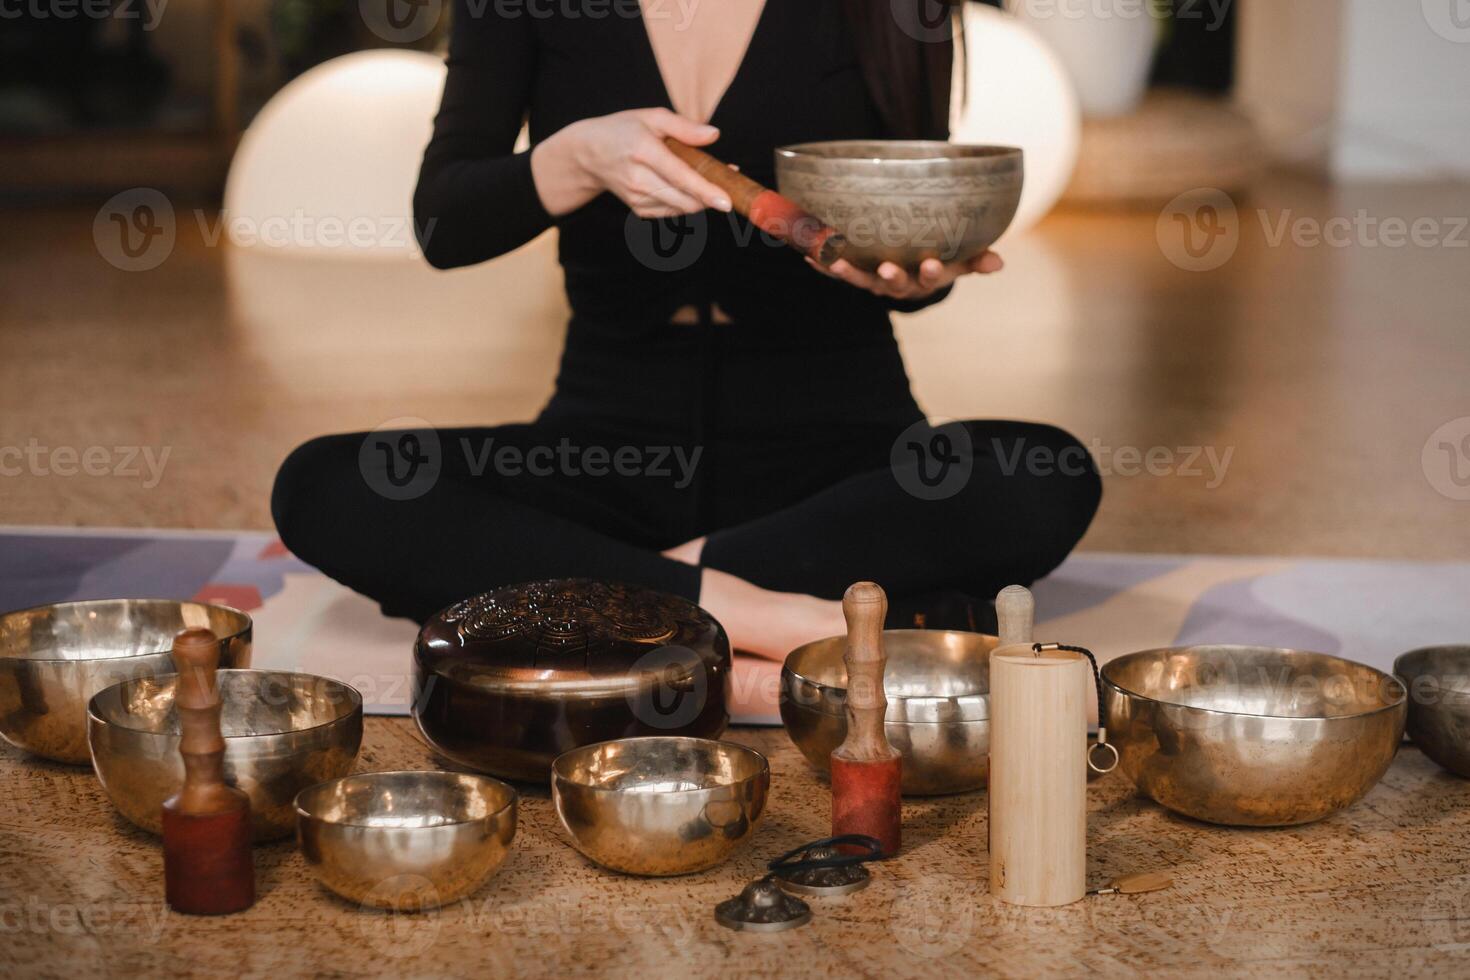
[1103,646,1407,827]
[552,737,768,876]
[775,141,1023,273]
[296,770,517,910]
[781,630,997,795]
[1395,646,1470,777]
[88,669,362,840]
[0,598,252,764]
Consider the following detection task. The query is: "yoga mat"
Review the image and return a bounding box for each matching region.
[3,526,1467,724]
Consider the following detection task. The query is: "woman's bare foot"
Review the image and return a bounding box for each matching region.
[662,536,706,566]
[696,567,845,661]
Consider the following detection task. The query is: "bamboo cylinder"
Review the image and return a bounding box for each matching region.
[988,642,1088,907]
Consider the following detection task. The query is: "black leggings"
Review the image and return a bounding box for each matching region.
[271,416,1101,625]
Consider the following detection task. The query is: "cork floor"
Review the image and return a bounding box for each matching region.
[7,721,1470,978]
[4,176,1470,978]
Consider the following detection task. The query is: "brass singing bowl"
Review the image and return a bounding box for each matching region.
[0,598,252,764]
[1394,646,1470,777]
[296,770,517,910]
[88,669,362,840]
[1103,646,1407,826]
[775,141,1023,273]
[781,630,998,795]
[552,737,769,876]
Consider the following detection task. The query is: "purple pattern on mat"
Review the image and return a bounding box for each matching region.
[1174,576,1341,653]
[0,535,223,611]
[1030,555,1185,620]
[210,534,314,597]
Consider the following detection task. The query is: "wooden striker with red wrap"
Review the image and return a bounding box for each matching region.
[161,627,256,914]
[663,138,846,266]
[830,581,902,856]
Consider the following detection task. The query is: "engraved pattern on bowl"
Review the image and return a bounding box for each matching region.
[775,141,1024,273]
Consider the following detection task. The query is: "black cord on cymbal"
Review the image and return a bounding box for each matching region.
[766,834,885,876]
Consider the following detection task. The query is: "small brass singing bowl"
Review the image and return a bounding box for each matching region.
[775,141,1023,273]
[0,598,252,764]
[1104,646,1407,827]
[1395,646,1470,778]
[552,737,769,876]
[88,669,362,840]
[781,630,998,795]
[295,770,518,910]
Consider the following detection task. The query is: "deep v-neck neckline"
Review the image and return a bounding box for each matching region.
[633,0,774,128]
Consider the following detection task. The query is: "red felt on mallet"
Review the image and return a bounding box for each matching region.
[830,581,902,856]
[663,137,846,266]
[161,627,255,915]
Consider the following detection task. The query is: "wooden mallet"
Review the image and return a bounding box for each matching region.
[830,581,901,856]
[663,138,846,266]
[161,627,255,915]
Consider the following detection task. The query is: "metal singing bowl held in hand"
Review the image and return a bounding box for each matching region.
[774,140,1023,273]
[0,598,252,764]
[295,770,518,910]
[1103,645,1407,826]
[551,736,769,876]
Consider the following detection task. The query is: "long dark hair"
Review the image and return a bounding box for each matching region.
[845,0,961,141]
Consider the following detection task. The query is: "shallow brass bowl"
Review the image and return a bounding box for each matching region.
[1394,646,1470,777]
[296,770,517,910]
[0,598,252,764]
[781,630,997,795]
[88,669,362,840]
[1103,646,1407,826]
[775,141,1023,273]
[552,737,768,876]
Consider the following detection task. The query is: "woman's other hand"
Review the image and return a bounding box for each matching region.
[531,108,735,218]
[805,252,1005,300]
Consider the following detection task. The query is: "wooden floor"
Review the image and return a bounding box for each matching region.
[6,719,1470,979]
[1,174,1468,557]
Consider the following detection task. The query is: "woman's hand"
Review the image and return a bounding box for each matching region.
[531,108,734,219]
[806,252,1005,300]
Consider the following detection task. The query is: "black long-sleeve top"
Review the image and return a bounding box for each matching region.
[413,0,952,326]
